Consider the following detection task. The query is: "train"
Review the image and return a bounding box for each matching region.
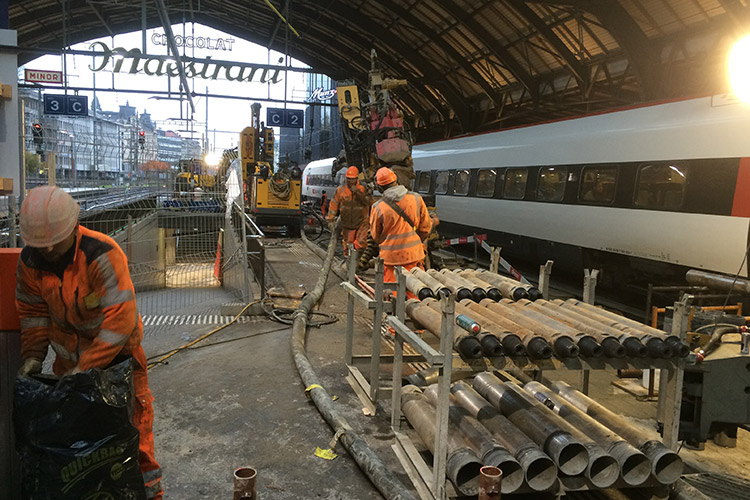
[303,95,750,288]
[302,157,346,203]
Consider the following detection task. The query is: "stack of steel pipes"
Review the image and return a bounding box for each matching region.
[400,374,683,495]
[403,269,690,360]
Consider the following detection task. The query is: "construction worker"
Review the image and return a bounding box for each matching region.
[15,186,163,500]
[328,166,371,258]
[369,167,433,294]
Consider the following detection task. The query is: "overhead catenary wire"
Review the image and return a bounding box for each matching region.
[293,224,418,500]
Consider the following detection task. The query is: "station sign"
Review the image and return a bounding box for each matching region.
[25,69,63,85]
[44,94,89,116]
[266,108,304,128]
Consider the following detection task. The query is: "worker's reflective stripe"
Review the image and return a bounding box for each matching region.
[20,316,51,329]
[379,240,422,252]
[410,193,421,219]
[143,468,162,483]
[380,232,415,242]
[98,328,130,347]
[16,288,46,304]
[96,253,135,307]
[50,340,78,362]
[144,482,163,499]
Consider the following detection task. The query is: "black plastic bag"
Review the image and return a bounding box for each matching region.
[13,359,147,500]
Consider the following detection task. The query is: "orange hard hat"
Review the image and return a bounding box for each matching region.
[20,186,80,247]
[345,166,359,179]
[375,167,397,186]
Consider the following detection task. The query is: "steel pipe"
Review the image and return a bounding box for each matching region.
[441,269,488,302]
[410,267,451,297]
[536,299,648,358]
[469,299,553,359]
[404,272,435,300]
[562,299,688,358]
[457,270,504,301]
[401,386,482,496]
[479,466,502,500]
[439,299,523,355]
[475,269,543,301]
[472,269,529,301]
[451,381,558,491]
[686,269,750,295]
[406,299,484,358]
[524,382,651,486]
[482,300,579,358]
[472,373,589,476]
[503,299,603,357]
[233,467,257,500]
[549,380,683,485]
[423,386,524,493]
[427,269,474,301]
[422,299,504,357]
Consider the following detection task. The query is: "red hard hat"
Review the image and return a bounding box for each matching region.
[345,166,359,179]
[375,167,397,186]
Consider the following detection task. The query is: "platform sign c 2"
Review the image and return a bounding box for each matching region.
[266,108,304,128]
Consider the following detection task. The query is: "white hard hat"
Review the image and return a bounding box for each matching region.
[20,186,80,247]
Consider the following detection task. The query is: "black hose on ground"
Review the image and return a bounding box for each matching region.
[293,227,418,500]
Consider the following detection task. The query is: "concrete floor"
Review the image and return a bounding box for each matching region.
[141,239,750,499]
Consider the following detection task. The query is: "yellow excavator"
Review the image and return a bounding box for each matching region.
[240,103,302,235]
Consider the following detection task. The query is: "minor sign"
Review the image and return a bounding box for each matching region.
[266,107,304,128]
[25,69,63,85]
[44,94,89,116]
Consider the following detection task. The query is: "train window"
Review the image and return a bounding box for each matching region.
[537,167,567,202]
[434,170,449,194]
[503,168,528,199]
[477,169,496,197]
[417,171,432,193]
[634,164,687,210]
[453,170,470,196]
[579,166,617,204]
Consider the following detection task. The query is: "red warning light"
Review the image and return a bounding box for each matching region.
[139,131,145,137]
[33,123,41,131]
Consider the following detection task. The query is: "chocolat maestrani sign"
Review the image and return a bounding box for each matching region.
[88,42,284,84]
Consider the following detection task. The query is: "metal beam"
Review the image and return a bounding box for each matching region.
[153,0,195,114]
[86,1,113,37]
[510,2,587,85]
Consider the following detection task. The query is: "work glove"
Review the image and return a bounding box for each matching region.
[17,358,42,378]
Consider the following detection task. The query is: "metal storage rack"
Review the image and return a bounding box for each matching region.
[383,265,690,500]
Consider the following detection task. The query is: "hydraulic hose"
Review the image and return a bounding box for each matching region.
[295,228,418,500]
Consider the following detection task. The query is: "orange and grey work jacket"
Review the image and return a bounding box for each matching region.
[328,183,370,229]
[16,225,146,373]
[370,185,433,266]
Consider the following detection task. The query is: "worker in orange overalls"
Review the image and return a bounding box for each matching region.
[328,166,371,258]
[369,167,433,297]
[15,186,163,500]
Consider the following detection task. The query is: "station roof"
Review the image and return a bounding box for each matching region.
[9,0,747,141]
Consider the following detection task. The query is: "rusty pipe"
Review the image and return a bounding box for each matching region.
[233,467,257,500]
[524,381,651,486]
[482,300,579,358]
[409,267,451,297]
[479,466,502,500]
[475,269,544,301]
[406,299,483,358]
[423,385,524,493]
[468,299,553,359]
[472,373,589,476]
[427,268,474,301]
[451,381,558,491]
[536,299,648,358]
[404,272,435,300]
[401,386,482,496]
[549,380,683,485]
[505,299,603,358]
[455,299,526,356]
[457,270,503,301]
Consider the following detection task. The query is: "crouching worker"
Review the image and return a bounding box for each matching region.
[15,186,163,499]
[369,167,433,298]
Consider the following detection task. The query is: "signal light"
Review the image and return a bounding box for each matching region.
[138,130,145,146]
[32,123,43,154]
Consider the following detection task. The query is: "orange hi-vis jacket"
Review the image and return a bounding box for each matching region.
[328,183,370,229]
[16,225,146,373]
[370,185,433,266]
